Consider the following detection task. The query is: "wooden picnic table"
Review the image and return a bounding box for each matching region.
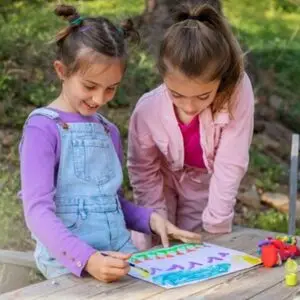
[0,227,300,300]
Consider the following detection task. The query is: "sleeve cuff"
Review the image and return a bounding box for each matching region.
[202,209,234,234]
[138,206,154,234]
[202,222,232,234]
[60,244,97,277]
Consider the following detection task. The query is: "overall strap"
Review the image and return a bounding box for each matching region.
[96,113,111,135]
[27,107,60,120]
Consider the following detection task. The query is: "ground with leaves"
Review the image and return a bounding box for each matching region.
[0,0,300,251]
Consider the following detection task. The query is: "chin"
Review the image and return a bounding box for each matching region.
[184,112,199,117]
[78,107,97,116]
[81,111,96,117]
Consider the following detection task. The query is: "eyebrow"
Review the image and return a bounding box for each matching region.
[85,80,121,87]
[169,88,212,97]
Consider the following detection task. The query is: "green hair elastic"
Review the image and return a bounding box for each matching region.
[70,16,85,26]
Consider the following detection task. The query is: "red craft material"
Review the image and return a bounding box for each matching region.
[259,238,300,268]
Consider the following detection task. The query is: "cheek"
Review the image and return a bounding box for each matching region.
[171,97,179,106]
[105,89,117,101]
[64,81,85,98]
[200,98,214,108]
[75,85,92,101]
[195,95,216,110]
[171,96,186,108]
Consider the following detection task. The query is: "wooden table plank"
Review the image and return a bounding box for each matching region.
[0,275,87,300]
[35,277,136,300]
[0,227,298,300]
[249,281,298,300]
[0,275,132,300]
[89,281,162,300]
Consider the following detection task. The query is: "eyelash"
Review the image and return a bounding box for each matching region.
[197,95,210,101]
[84,85,117,91]
[172,94,182,99]
[84,85,95,90]
[172,93,210,100]
[107,87,116,91]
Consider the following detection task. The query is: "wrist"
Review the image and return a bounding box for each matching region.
[85,251,100,274]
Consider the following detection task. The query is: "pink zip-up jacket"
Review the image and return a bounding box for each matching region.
[127,73,254,233]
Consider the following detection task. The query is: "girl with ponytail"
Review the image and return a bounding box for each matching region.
[128,2,255,250]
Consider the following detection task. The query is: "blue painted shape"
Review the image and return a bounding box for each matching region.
[188,261,203,270]
[152,263,231,288]
[207,256,223,263]
[167,264,185,271]
[218,252,230,257]
[150,267,163,275]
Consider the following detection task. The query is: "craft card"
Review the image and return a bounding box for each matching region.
[128,243,261,289]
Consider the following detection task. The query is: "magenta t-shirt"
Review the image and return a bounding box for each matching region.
[178,116,206,169]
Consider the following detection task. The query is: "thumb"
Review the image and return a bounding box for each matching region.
[103,251,132,260]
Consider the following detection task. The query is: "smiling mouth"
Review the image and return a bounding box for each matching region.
[83,101,99,109]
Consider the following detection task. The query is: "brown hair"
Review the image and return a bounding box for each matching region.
[158,2,244,116]
[54,4,139,76]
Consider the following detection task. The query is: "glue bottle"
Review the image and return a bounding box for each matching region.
[285,258,298,287]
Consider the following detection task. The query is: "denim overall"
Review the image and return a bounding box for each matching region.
[24,108,137,278]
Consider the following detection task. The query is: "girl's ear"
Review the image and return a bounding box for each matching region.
[53,60,67,81]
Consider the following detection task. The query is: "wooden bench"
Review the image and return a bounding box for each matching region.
[0,249,36,294]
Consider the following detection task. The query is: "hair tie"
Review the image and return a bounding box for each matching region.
[118,27,124,36]
[80,26,92,33]
[70,16,85,26]
[188,15,200,20]
[187,15,209,22]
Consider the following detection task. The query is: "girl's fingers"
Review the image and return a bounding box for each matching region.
[170,226,202,243]
[103,251,132,260]
[99,272,126,283]
[157,226,170,248]
[104,256,129,269]
[105,265,130,277]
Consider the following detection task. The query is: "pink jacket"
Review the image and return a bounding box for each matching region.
[127,73,254,233]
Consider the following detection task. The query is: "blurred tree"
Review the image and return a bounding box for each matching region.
[0,0,45,21]
[0,0,56,20]
[272,0,300,12]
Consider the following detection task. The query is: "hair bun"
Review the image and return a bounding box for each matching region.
[173,0,222,23]
[120,18,140,42]
[120,19,134,35]
[173,4,222,30]
[174,12,190,22]
[54,4,79,22]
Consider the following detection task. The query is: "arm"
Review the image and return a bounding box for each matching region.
[20,121,96,277]
[127,109,167,219]
[109,123,153,234]
[202,74,254,233]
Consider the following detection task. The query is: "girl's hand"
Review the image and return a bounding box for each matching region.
[149,212,202,247]
[85,251,131,283]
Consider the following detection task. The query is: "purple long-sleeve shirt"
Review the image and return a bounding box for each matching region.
[19,109,152,277]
